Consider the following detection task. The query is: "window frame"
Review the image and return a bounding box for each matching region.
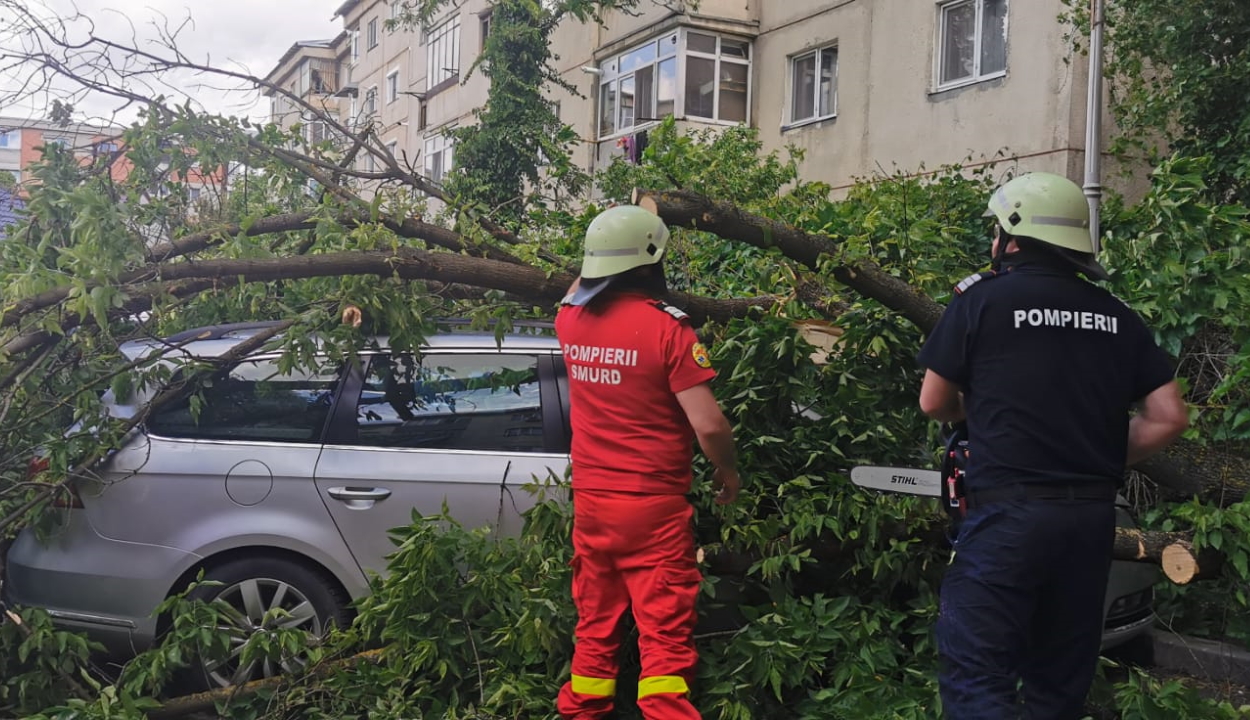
[785,44,838,129]
[934,0,1008,92]
[425,14,461,92]
[364,85,379,116]
[145,355,345,446]
[423,127,456,183]
[386,69,400,104]
[330,351,563,454]
[595,28,751,142]
[367,18,379,50]
[0,129,22,148]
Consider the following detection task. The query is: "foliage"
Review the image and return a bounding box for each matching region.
[394,0,647,226]
[1065,0,1250,203]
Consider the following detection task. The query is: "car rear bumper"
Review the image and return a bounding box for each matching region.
[4,517,199,656]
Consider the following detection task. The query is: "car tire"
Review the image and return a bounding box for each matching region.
[182,557,351,690]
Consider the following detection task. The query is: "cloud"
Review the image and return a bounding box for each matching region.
[2,0,342,124]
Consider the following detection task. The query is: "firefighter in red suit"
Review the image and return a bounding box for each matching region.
[555,205,741,720]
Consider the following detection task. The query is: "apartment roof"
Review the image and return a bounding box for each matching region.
[262,36,344,91]
[334,0,361,19]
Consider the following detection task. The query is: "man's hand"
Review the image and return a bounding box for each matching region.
[712,466,740,505]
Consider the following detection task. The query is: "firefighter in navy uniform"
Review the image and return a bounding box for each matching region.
[917,172,1189,719]
[554,205,741,720]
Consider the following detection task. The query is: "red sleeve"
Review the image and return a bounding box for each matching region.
[665,321,717,394]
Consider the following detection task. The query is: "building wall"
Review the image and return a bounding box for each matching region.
[274,0,1121,200]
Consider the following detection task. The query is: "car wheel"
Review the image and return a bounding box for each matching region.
[185,557,350,689]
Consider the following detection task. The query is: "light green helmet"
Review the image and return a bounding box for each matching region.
[579,205,670,279]
[985,172,1109,280]
[985,172,1093,253]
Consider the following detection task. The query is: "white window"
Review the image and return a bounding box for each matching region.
[188,187,202,202]
[684,31,749,123]
[367,18,378,50]
[424,130,455,183]
[386,69,400,104]
[0,129,19,148]
[789,45,837,125]
[390,1,402,21]
[385,140,398,158]
[597,29,750,140]
[305,121,328,144]
[936,0,1008,89]
[6,169,19,184]
[350,29,360,64]
[364,85,378,116]
[349,95,358,123]
[426,15,461,89]
[43,135,70,149]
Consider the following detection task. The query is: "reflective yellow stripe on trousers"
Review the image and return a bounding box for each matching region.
[637,675,690,699]
[570,675,616,697]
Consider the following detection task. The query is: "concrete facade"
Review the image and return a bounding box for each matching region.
[265,0,1116,196]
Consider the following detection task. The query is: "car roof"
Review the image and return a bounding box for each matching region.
[119,320,560,362]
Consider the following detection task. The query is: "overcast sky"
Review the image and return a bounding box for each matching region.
[1,0,343,125]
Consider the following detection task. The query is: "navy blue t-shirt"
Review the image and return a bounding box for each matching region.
[917,265,1175,491]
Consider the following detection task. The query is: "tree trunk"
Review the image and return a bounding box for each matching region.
[1134,438,1249,506]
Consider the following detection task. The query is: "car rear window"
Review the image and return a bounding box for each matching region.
[147,359,341,443]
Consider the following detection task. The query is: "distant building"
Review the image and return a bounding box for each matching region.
[0,116,119,188]
[264,0,1124,196]
[0,185,23,238]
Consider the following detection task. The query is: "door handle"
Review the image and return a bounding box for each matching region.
[327,486,393,502]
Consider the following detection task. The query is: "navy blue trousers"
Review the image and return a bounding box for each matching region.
[938,498,1115,720]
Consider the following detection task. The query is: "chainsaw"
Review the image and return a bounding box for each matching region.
[849,424,969,523]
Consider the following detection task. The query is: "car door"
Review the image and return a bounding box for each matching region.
[313,349,569,578]
[93,356,357,570]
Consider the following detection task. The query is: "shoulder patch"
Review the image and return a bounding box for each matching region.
[953,271,998,296]
[651,300,689,322]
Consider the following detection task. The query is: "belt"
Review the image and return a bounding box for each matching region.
[964,481,1117,510]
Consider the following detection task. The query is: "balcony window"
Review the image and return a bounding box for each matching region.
[597,29,749,140]
[0,129,19,148]
[937,0,1008,89]
[426,15,461,90]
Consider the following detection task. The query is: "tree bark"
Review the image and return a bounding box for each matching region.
[632,188,942,331]
[146,648,385,720]
[1134,438,1249,506]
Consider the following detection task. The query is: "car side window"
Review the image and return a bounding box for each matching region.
[354,353,546,452]
[148,359,340,443]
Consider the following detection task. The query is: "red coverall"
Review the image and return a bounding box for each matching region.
[554,292,717,720]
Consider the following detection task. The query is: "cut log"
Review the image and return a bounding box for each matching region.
[1111,528,1222,585]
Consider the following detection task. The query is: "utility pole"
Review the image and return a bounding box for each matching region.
[1083,0,1106,253]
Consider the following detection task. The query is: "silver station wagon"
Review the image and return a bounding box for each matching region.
[4,322,573,687]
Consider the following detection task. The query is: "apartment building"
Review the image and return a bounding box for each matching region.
[265,0,1114,195]
[0,117,118,187]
